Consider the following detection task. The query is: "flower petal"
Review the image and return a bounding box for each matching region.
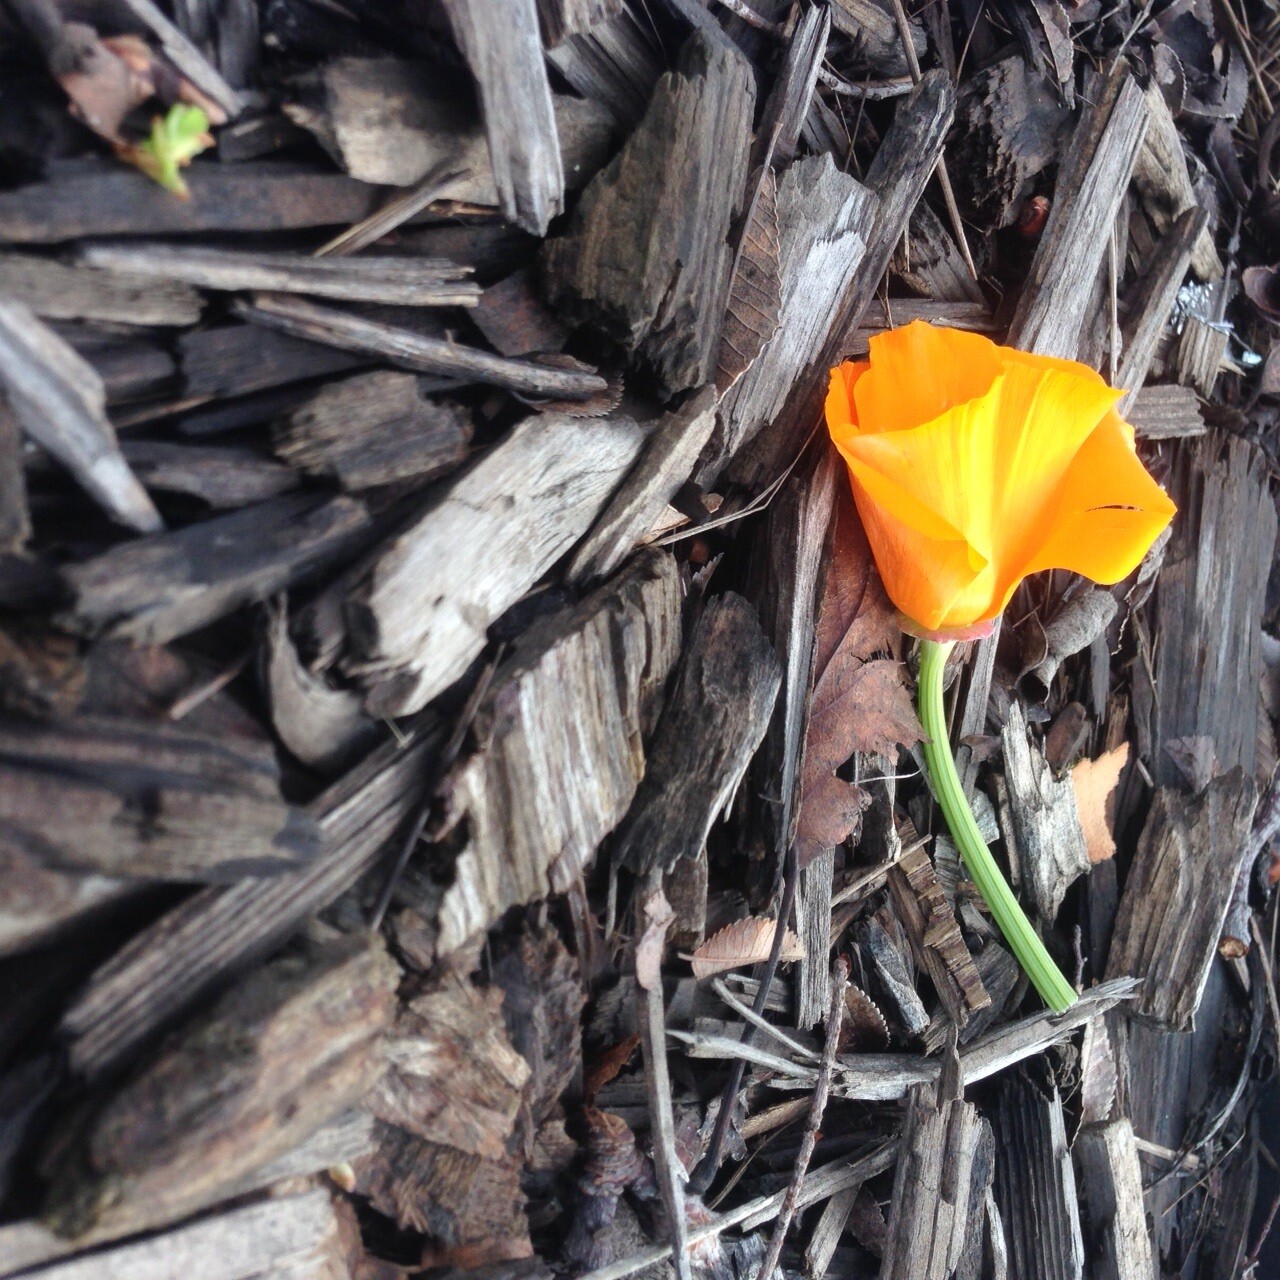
[825,360,869,438]
[853,320,1003,435]
[1019,415,1177,585]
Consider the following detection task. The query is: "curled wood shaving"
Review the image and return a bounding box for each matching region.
[1070,743,1129,864]
[686,916,804,980]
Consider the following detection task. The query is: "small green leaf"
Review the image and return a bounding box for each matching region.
[121,103,214,199]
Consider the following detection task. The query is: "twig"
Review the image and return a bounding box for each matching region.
[756,957,850,1280]
[711,978,822,1062]
[1251,913,1280,1055]
[576,1141,899,1280]
[710,0,786,34]
[689,844,800,1194]
[167,651,250,720]
[816,67,915,99]
[637,875,691,1280]
[886,0,978,280]
[314,164,469,257]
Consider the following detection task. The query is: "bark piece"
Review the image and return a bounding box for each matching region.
[7,1188,355,1280]
[471,270,568,358]
[1074,1119,1155,1280]
[538,0,623,46]
[0,715,315,882]
[346,412,644,717]
[237,292,607,400]
[292,58,610,199]
[0,299,159,533]
[179,322,368,401]
[1125,384,1206,439]
[569,386,718,583]
[435,551,680,955]
[0,159,384,243]
[1007,69,1149,358]
[355,1124,530,1251]
[544,6,664,129]
[613,592,782,874]
[895,201,987,304]
[796,848,835,1030]
[44,932,398,1240]
[1115,207,1208,398]
[1000,700,1091,921]
[1106,769,1257,1030]
[1175,316,1227,396]
[370,975,529,1159]
[1134,434,1276,787]
[63,493,372,646]
[1132,81,1222,281]
[0,852,132,960]
[702,155,875,481]
[542,28,754,396]
[79,243,479,308]
[264,601,376,776]
[991,1072,1085,1280]
[122,441,298,509]
[60,722,439,1079]
[882,1075,995,1280]
[0,252,203,327]
[0,396,30,553]
[442,0,563,234]
[887,843,990,1025]
[276,371,472,492]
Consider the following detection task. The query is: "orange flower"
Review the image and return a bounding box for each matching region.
[825,321,1176,637]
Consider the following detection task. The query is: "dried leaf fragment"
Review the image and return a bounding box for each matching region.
[715,168,782,393]
[687,916,804,980]
[1071,743,1129,864]
[635,887,674,991]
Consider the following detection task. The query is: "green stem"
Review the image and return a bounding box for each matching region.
[917,638,1077,1012]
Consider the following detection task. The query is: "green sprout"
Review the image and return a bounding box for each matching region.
[121,103,214,199]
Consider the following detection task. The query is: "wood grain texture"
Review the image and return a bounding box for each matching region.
[1106,768,1257,1030]
[0,253,203,327]
[63,493,373,646]
[1074,1119,1155,1280]
[542,28,754,396]
[348,412,644,717]
[436,551,681,956]
[442,0,564,234]
[612,592,781,874]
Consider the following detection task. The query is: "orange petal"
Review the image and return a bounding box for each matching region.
[853,321,1003,435]
[1020,415,1177,585]
[825,361,869,438]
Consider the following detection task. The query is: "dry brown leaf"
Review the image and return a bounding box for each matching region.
[794,492,919,865]
[841,983,890,1052]
[1071,743,1129,864]
[635,887,674,990]
[584,1034,641,1104]
[686,916,804,980]
[715,167,782,393]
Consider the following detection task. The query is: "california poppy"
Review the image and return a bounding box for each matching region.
[825,321,1176,637]
[825,321,1175,1012]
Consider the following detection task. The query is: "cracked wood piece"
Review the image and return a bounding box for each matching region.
[121,441,297,509]
[1116,206,1208,399]
[0,715,316,882]
[370,975,529,1159]
[60,721,440,1079]
[1074,1119,1155,1280]
[276,371,472,493]
[0,299,160,533]
[570,385,718,583]
[347,412,644,717]
[1133,434,1276,787]
[0,159,383,243]
[542,28,754,396]
[435,551,681,956]
[895,201,987,304]
[236,292,606,400]
[1175,316,1227,396]
[701,156,875,482]
[0,253,203,327]
[882,1072,995,1280]
[1007,68,1149,358]
[79,243,479,308]
[544,5,664,128]
[992,1072,1085,1280]
[1132,81,1222,282]
[44,932,397,1240]
[613,591,781,874]
[754,2,829,171]
[538,0,622,45]
[1126,384,1206,439]
[1000,700,1091,922]
[727,71,954,491]
[1106,768,1257,1030]
[9,1189,354,1280]
[442,0,563,235]
[887,842,990,1025]
[63,493,372,646]
[796,848,835,1030]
